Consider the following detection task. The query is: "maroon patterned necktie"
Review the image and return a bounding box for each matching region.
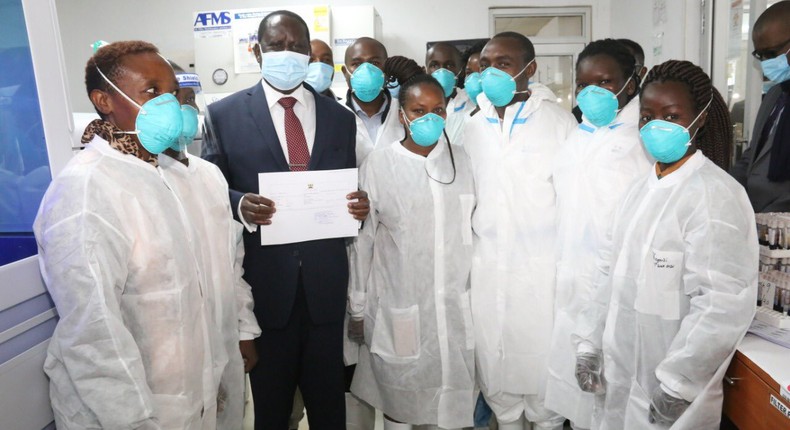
[278,96,310,171]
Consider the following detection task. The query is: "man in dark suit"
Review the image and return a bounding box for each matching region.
[203,10,369,429]
[731,1,790,212]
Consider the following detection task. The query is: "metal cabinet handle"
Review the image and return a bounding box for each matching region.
[724,376,742,386]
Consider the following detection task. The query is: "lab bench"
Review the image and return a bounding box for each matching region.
[723,334,790,429]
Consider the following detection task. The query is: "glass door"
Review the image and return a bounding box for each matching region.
[490,7,590,112]
[533,44,584,111]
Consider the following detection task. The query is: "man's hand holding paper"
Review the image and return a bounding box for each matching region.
[255,168,367,245]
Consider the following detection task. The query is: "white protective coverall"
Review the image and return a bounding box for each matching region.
[445,88,475,145]
[460,83,576,425]
[349,139,476,429]
[572,151,758,429]
[34,136,219,430]
[159,153,261,429]
[544,97,651,428]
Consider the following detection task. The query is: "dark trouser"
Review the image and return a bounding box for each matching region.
[250,276,345,430]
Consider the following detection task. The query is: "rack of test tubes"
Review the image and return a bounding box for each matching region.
[756,212,790,258]
[756,213,790,328]
[756,270,790,328]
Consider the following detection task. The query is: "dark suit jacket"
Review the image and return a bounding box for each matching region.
[730,85,790,213]
[204,82,357,328]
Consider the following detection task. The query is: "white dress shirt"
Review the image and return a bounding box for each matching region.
[239,80,318,233]
[261,79,317,162]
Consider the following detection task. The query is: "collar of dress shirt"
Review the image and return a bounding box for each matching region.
[350,94,388,119]
[261,78,309,109]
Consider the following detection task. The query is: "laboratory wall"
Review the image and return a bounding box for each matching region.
[56,0,703,112]
[608,0,702,69]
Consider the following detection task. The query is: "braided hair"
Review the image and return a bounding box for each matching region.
[382,55,445,111]
[642,60,732,170]
[383,55,425,92]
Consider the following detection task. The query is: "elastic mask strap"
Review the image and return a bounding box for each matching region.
[608,76,634,116]
[512,58,535,95]
[686,96,714,142]
[400,108,413,126]
[511,58,535,81]
[95,66,145,114]
[613,75,632,97]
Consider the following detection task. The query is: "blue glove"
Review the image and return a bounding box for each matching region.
[575,352,605,394]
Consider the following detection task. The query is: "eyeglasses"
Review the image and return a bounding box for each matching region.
[752,37,790,61]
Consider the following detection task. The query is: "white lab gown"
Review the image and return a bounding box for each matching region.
[446,88,475,145]
[572,151,758,430]
[159,154,261,430]
[544,98,651,428]
[349,139,476,428]
[343,95,407,367]
[34,136,218,430]
[460,84,576,407]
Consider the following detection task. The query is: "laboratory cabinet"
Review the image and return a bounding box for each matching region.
[723,335,790,429]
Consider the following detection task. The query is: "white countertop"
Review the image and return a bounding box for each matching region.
[737,333,790,391]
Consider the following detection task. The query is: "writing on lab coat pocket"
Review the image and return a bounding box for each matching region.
[634,250,684,320]
[459,194,475,245]
[370,304,421,363]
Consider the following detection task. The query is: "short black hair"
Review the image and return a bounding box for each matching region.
[616,38,645,65]
[345,37,388,64]
[577,38,637,84]
[462,39,489,67]
[755,1,790,34]
[258,10,310,44]
[426,42,462,66]
[85,40,160,118]
[491,31,535,63]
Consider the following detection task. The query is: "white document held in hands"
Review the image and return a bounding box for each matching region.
[258,168,360,246]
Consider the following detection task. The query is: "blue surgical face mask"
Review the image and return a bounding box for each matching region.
[402,110,445,147]
[96,66,183,155]
[481,59,534,107]
[260,51,310,91]
[171,105,199,151]
[639,98,711,163]
[305,62,334,93]
[576,76,632,127]
[464,72,483,105]
[431,68,459,98]
[388,82,401,100]
[349,62,385,103]
[761,48,790,83]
